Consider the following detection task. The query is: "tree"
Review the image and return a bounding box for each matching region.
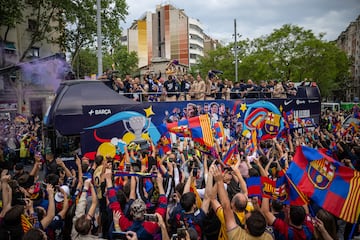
[103,44,138,77]
[73,48,98,78]
[73,45,138,78]
[0,0,24,41]
[0,0,24,66]
[63,0,128,66]
[17,0,69,61]
[195,24,349,97]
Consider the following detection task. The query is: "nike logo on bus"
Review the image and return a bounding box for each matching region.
[284,100,293,106]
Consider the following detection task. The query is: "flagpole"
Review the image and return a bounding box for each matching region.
[348,217,359,240]
[284,172,309,204]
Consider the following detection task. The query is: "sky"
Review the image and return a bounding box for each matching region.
[121,0,360,44]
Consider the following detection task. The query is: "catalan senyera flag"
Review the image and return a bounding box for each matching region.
[287,146,360,223]
[188,114,214,148]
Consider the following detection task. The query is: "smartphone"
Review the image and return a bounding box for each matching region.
[192,167,198,177]
[40,181,47,191]
[144,213,158,222]
[125,163,131,172]
[151,165,157,173]
[113,161,120,170]
[112,231,129,240]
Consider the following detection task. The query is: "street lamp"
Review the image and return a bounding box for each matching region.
[233,19,241,82]
[97,0,103,77]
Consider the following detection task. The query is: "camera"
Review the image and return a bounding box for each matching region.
[144,214,158,222]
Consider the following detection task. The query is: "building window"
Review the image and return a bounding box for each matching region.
[27,47,40,58]
[4,42,16,54]
[28,19,37,32]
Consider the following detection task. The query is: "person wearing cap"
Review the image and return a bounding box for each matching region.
[106,168,167,239]
[13,162,26,181]
[46,185,70,240]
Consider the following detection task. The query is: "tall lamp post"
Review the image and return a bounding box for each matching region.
[233,19,242,82]
[97,0,103,77]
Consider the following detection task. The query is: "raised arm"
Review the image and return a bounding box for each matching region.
[253,157,268,177]
[129,175,136,200]
[183,171,193,194]
[87,181,98,220]
[75,155,83,184]
[211,165,237,231]
[231,155,248,196]
[41,184,55,229]
[56,158,72,178]
[57,187,69,219]
[0,170,12,218]
[261,197,276,225]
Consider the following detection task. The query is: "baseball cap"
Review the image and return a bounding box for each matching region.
[54,185,70,202]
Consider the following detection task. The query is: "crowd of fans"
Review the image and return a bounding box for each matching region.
[99,70,299,102]
[0,104,360,240]
[0,116,42,169]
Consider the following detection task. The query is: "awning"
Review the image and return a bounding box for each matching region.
[5,42,16,50]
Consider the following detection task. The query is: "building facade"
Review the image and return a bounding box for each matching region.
[0,1,61,118]
[189,18,204,66]
[128,4,209,75]
[203,33,221,58]
[336,15,360,102]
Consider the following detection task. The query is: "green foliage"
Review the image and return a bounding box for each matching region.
[17,0,68,61]
[73,45,138,78]
[0,0,24,31]
[103,44,139,77]
[195,24,349,97]
[73,48,97,78]
[64,0,128,65]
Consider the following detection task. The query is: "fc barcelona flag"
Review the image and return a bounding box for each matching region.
[287,146,360,223]
[246,177,276,199]
[213,121,224,138]
[166,120,192,137]
[222,143,237,165]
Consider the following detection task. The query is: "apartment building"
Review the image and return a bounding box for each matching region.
[128,4,209,75]
[0,2,61,118]
[336,15,360,102]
